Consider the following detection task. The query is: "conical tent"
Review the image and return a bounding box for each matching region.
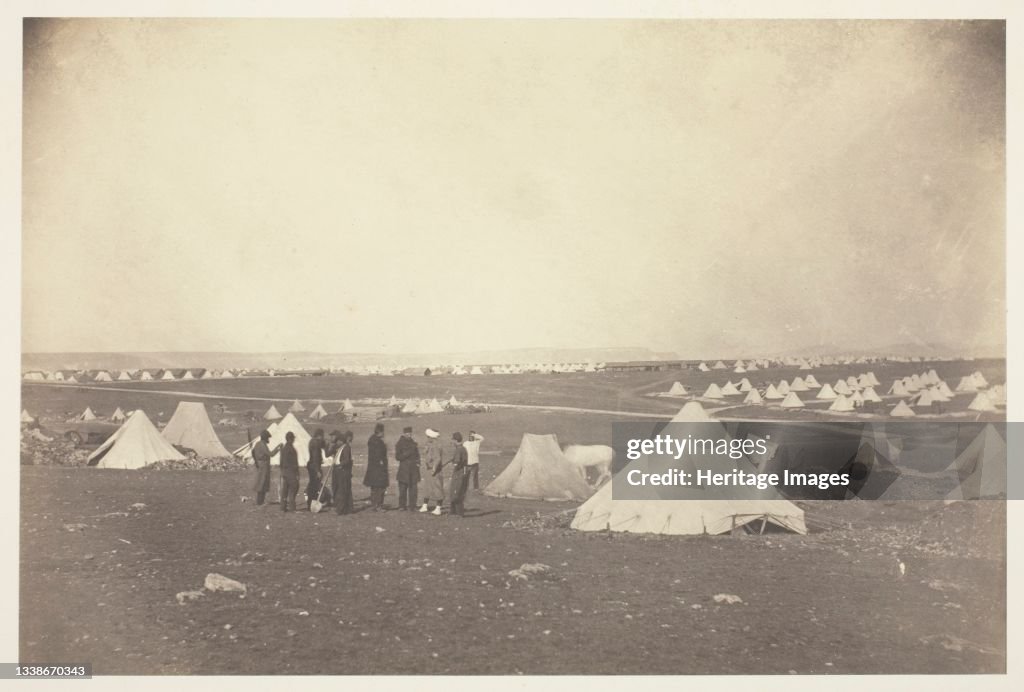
[888,380,909,396]
[111,407,126,422]
[389,395,399,407]
[234,413,311,467]
[780,392,804,408]
[668,382,687,396]
[846,375,860,390]
[720,381,740,396]
[936,381,954,399]
[88,411,187,469]
[861,386,882,403]
[264,405,283,420]
[763,384,783,400]
[671,401,713,422]
[804,374,820,388]
[702,383,724,399]
[161,370,176,380]
[161,402,231,457]
[182,370,195,380]
[828,394,854,412]
[816,383,838,400]
[946,425,1006,500]
[777,380,791,396]
[743,389,763,405]
[484,433,592,501]
[971,371,989,388]
[309,404,328,420]
[448,395,460,406]
[850,390,865,407]
[140,371,153,381]
[401,399,417,413]
[890,400,916,417]
[571,420,806,536]
[738,378,752,392]
[866,372,880,386]
[834,380,851,396]
[80,407,97,421]
[712,361,727,369]
[789,377,809,392]
[955,376,978,393]
[913,390,936,408]
[118,371,132,381]
[342,399,354,412]
[698,362,710,372]
[967,392,997,412]
[21,409,35,423]
[289,399,306,413]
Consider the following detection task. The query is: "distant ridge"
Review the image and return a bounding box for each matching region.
[21,347,680,372]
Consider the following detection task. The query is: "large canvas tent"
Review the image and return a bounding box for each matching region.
[571,420,807,536]
[161,402,231,457]
[233,413,312,466]
[88,410,186,469]
[484,433,592,501]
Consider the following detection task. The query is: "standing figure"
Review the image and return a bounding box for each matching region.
[464,430,485,490]
[418,428,445,515]
[363,423,390,510]
[279,431,300,512]
[251,429,282,505]
[306,429,327,510]
[448,432,470,517]
[332,430,355,515]
[395,426,421,510]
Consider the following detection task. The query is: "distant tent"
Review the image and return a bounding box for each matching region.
[342,399,355,412]
[889,400,915,418]
[221,370,235,379]
[233,413,311,467]
[967,392,997,413]
[936,381,954,399]
[671,401,713,422]
[309,404,328,420]
[789,376,809,392]
[857,374,872,389]
[834,380,851,396]
[803,374,820,388]
[746,362,759,371]
[987,384,1007,406]
[702,383,724,399]
[888,380,910,397]
[201,370,216,379]
[94,371,113,382]
[720,381,740,396]
[20,409,35,424]
[161,370,176,380]
[289,399,306,413]
[484,433,592,501]
[181,370,195,380]
[971,371,989,388]
[264,405,283,420]
[945,425,1006,500]
[110,407,126,423]
[79,407,97,421]
[763,384,784,400]
[861,386,882,403]
[866,372,880,387]
[470,366,485,375]
[401,399,417,414]
[743,389,763,405]
[849,390,865,407]
[88,411,186,469]
[738,378,752,392]
[388,395,399,407]
[571,420,806,536]
[828,394,854,412]
[427,398,445,413]
[697,362,710,372]
[780,392,804,409]
[140,371,154,381]
[161,402,231,457]
[845,375,860,390]
[668,382,687,397]
[777,380,791,396]
[955,376,977,393]
[712,360,728,370]
[117,371,133,381]
[447,395,460,407]
[913,389,936,408]
[816,383,838,400]
[66,375,79,384]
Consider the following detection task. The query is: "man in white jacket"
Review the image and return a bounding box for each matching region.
[464,430,485,491]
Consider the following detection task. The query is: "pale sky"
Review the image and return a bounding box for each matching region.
[22,19,1005,356]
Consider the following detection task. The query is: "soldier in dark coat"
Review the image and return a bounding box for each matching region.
[251,429,282,505]
[332,430,354,515]
[448,432,470,517]
[363,423,389,510]
[306,429,328,510]
[279,431,300,512]
[395,426,421,510]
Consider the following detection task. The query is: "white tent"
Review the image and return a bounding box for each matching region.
[857,374,873,389]
[971,371,989,388]
[20,410,35,424]
[342,399,355,412]
[861,386,882,403]
[743,389,763,405]
[264,405,283,420]
[888,380,909,396]
[161,402,231,457]
[201,370,216,379]
[94,371,113,382]
[967,392,997,412]
[79,407,97,421]
[308,404,329,420]
[936,381,954,399]
[777,380,791,396]
[485,433,592,501]
[668,382,688,397]
[66,375,79,384]
[671,401,713,422]
[140,371,154,381]
[233,413,312,467]
[780,392,804,409]
[571,420,806,536]
[712,360,728,370]
[945,425,1006,500]
[913,389,936,408]
[834,380,851,396]
[850,390,865,407]
[763,384,784,400]
[828,394,854,412]
[470,366,485,375]
[738,378,752,392]
[88,410,186,469]
[702,383,724,399]
[816,383,838,400]
[401,399,417,414]
[845,375,860,390]
[222,370,235,379]
[955,376,978,393]
[720,381,741,396]
[890,400,916,417]
[789,376,809,392]
[110,407,126,422]
[697,362,710,372]
[181,370,195,380]
[447,395,460,407]
[117,371,133,381]
[427,398,445,413]
[866,372,880,387]
[289,399,306,413]
[161,370,176,380]
[987,384,1007,406]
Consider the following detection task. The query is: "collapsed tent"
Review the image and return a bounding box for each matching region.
[484,433,592,501]
[161,401,231,457]
[88,410,187,469]
[571,420,807,536]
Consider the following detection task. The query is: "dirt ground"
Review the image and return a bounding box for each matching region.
[21,465,1004,675]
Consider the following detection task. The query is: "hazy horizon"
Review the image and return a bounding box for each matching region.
[22,19,1006,355]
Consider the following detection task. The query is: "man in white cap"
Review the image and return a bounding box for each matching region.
[418,428,445,515]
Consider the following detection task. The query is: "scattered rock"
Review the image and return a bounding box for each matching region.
[204,573,247,593]
[712,593,743,605]
[508,563,551,581]
[176,590,205,605]
[63,523,88,532]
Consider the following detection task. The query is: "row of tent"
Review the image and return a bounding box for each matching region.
[24,368,246,383]
[88,402,232,468]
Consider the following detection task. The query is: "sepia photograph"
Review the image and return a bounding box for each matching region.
[7,0,1018,685]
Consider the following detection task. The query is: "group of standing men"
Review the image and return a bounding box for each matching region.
[251,423,484,517]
